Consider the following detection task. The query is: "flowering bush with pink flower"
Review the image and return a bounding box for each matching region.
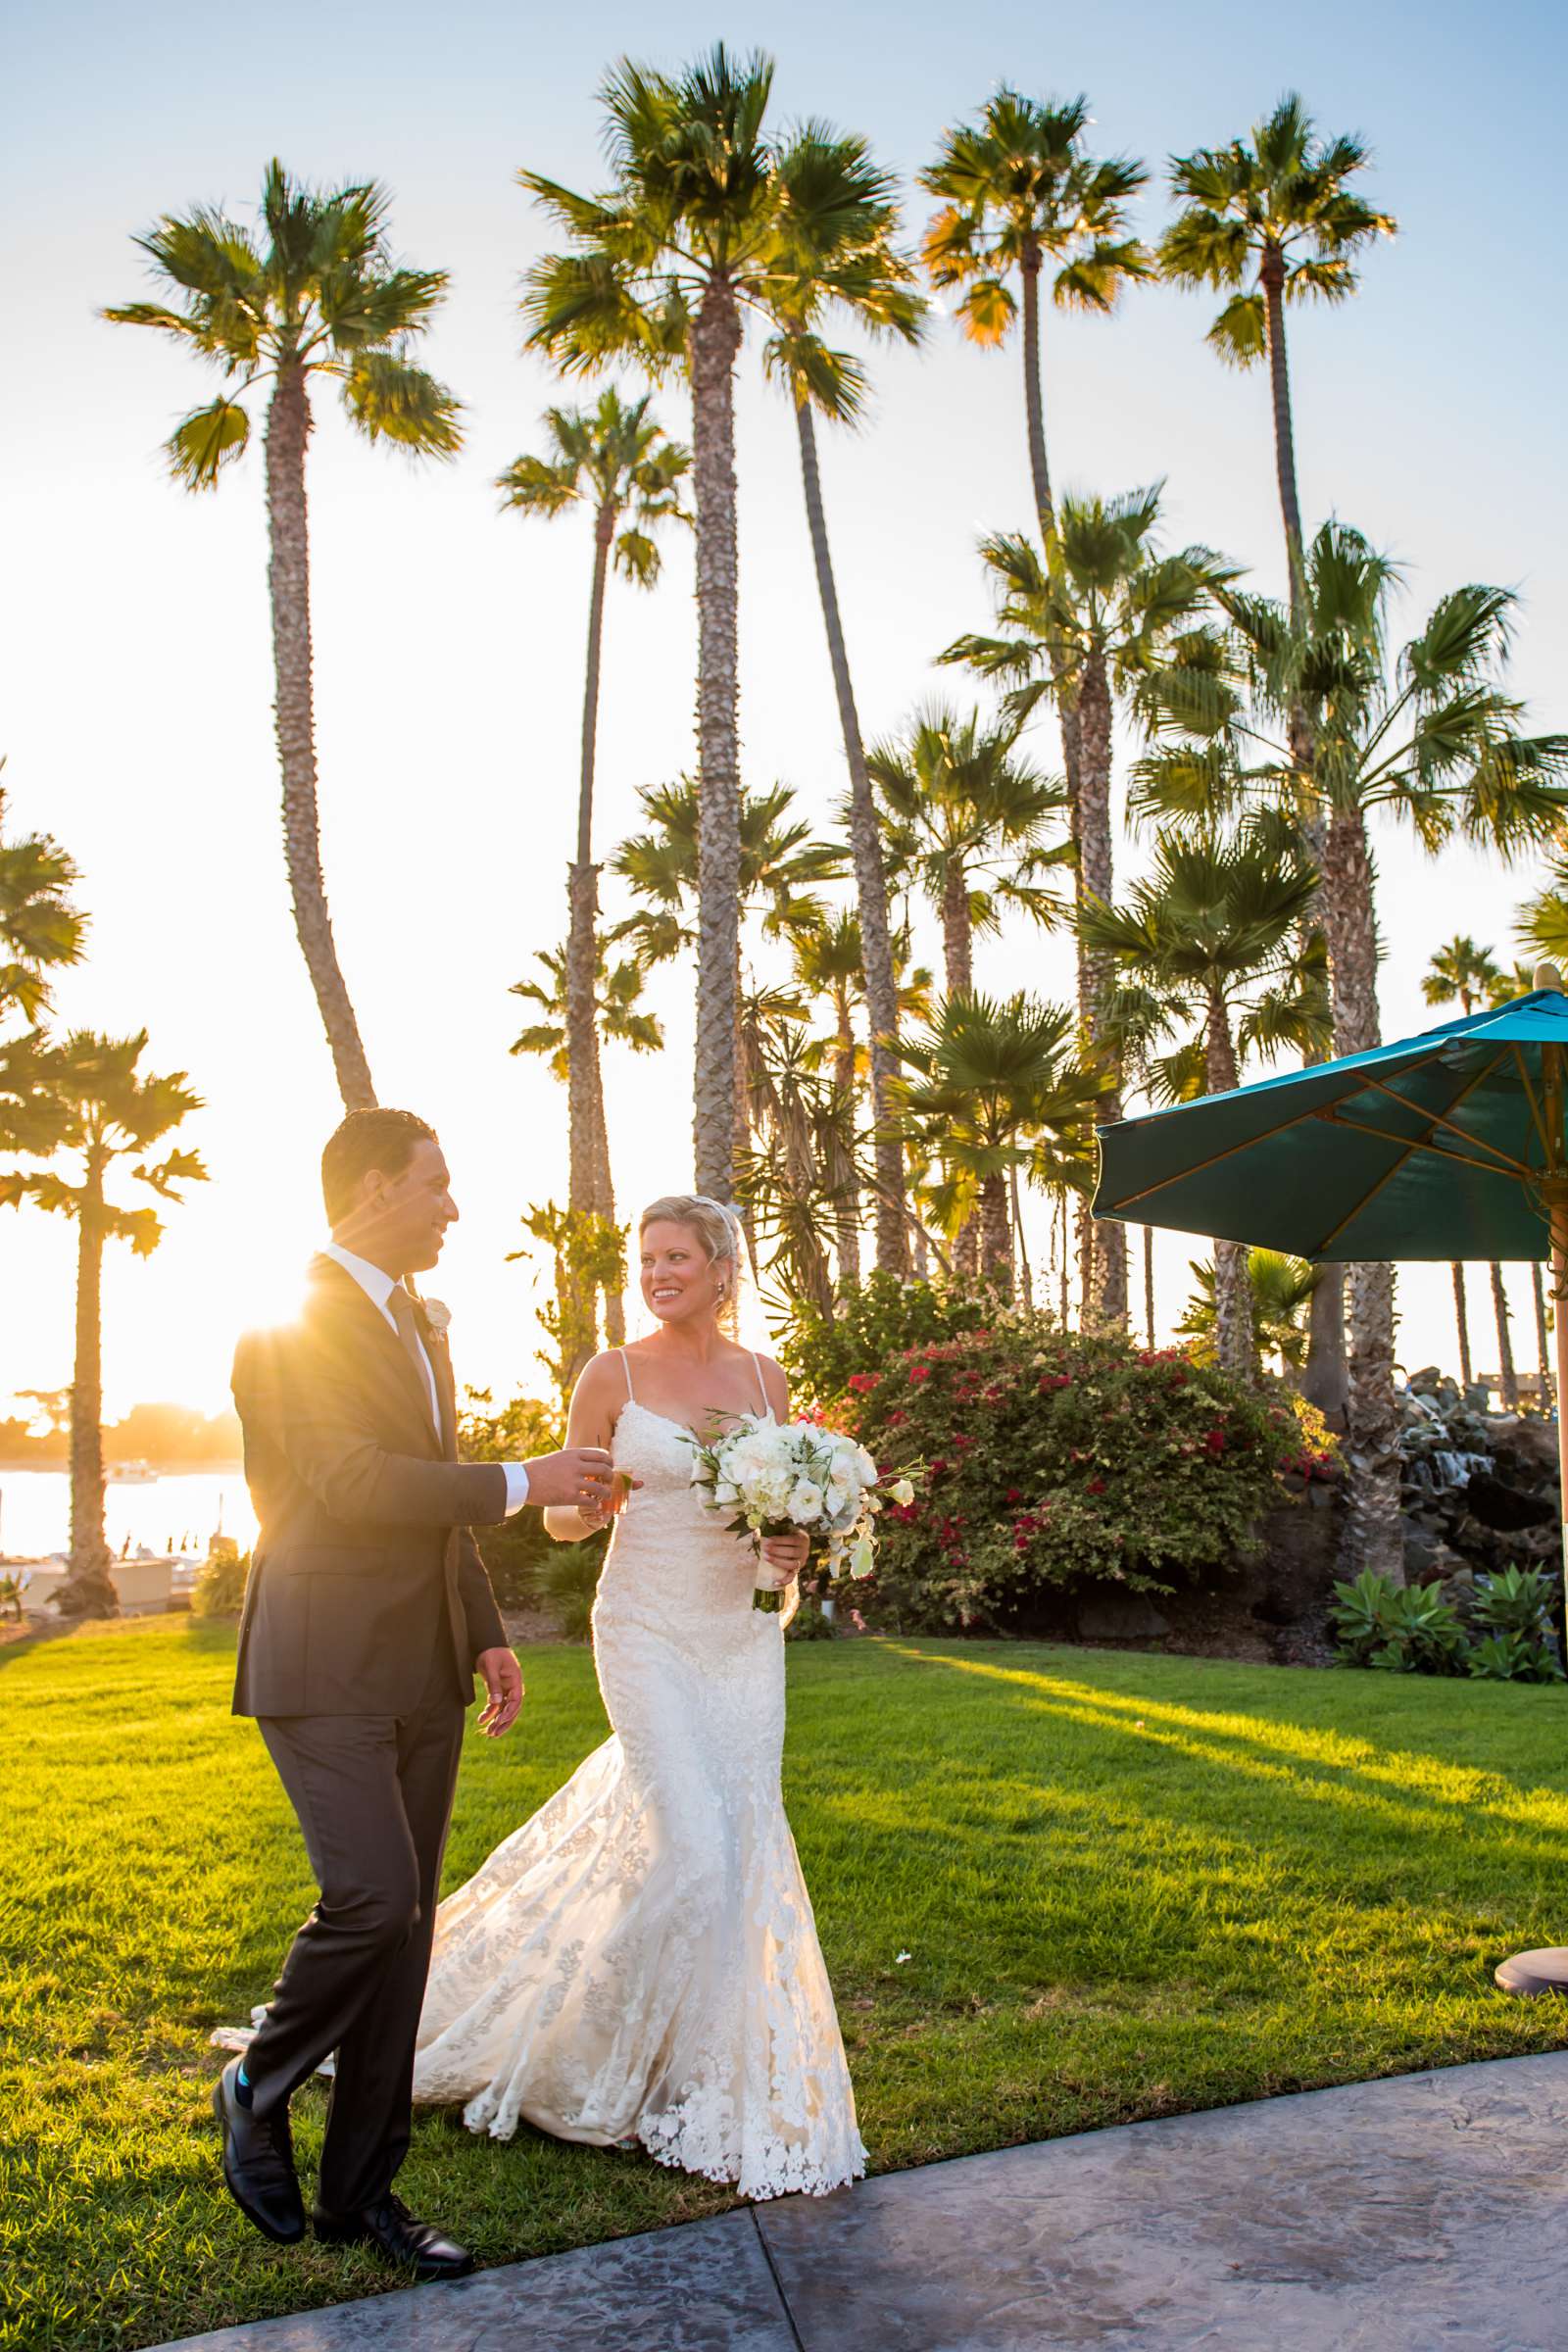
[785,1286,1325,1633]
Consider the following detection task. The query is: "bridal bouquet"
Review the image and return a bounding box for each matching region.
[687,1414,914,1613]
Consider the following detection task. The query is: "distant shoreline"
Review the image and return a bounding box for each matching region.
[0,1460,246,1476]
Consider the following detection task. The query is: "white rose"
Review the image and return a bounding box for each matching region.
[889,1477,914,1508]
[855,1446,878,1484]
[420,1297,452,1337]
[788,1480,823,1524]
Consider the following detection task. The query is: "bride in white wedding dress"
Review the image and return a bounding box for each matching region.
[411,1193,866,2200]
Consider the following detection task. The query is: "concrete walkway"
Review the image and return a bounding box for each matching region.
[157,2052,1568,2352]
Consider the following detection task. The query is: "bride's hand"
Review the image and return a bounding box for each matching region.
[759,1531,808,1587]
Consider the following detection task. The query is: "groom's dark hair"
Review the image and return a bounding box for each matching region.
[321,1108,439,1225]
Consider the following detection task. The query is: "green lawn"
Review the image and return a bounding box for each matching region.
[4,1618,1567,2352]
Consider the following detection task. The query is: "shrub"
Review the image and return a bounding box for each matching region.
[1468,1566,1564,1682]
[1330,1564,1563,1681]
[819,1320,1305,1633]
[1329,1570,1468,1675]
[457,1387,609,1611]
[778,1272,1008,1409]
[192,1549,251,1619]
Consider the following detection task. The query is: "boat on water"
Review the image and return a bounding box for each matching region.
[106,1461,159,1484]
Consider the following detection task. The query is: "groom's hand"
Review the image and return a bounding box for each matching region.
[525,1446,626,1510]
[474,1646,524,1738]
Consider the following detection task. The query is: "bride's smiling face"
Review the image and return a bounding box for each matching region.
[640,1221,726,1326]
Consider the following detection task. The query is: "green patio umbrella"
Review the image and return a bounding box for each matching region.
[1093,960,1568,1995]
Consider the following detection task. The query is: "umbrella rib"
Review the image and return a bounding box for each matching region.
[1312,1110,1525,1183]
[1311,1047,1515,1251]
[1355,1074,1529,1175]
[1510,1045,1552,1160]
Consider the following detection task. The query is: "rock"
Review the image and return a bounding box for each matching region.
[1076,1591,1171,1642]
[1464,1472,1556,1534]
[1494,1418,1562,1483]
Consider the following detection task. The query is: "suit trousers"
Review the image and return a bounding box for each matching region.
[245,1642,466,2213]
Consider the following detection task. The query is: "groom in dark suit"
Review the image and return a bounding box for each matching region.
[214,1107,617,2278]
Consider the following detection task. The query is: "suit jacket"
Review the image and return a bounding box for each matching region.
[231,1254,510,1718]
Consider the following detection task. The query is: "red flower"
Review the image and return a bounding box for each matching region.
[1005,1487,1023,1504]
[885,1408,908,1428]
[1037,1373,1071,1394]
[1086,1476,1106,1496]
[848,1372,882,1395]
[1204,1428,1227,1457]
[908,1363,932,1384]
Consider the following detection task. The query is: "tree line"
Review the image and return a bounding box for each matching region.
[8,53,1564,1595]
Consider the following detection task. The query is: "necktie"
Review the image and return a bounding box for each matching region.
[388,1284,440,1439]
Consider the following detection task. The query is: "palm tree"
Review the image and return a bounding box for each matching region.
[784,909,933,1286]
[0,776,86,1153]
[1133,524,1568,1565]
[1179,1248,1318,1378]
[921,91,1150,857]
[890,991,1106,1295]
[2,1034,205,1616]
[105,164,463,1109]
[761,129,927,1274]
[1159,94,1396,590]
[1080,827,1319,1381]
[498,386,688,1343]
[921,91,1149,545]
[865,704,1071,994]
[611,777,845,1195]
[510,939,664,1353]
[522,44,846,1197]
[944,485,1234,1322]
[1421,936,1506,1393]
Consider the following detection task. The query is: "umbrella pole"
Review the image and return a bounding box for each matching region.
[1494,1025,1568,1998]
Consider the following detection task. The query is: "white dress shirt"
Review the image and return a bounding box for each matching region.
[321,1242,529,1513]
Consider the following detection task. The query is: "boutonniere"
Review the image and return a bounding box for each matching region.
[418,1297,453,1340]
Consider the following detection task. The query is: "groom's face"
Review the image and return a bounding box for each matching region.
[337,1140,458,1276]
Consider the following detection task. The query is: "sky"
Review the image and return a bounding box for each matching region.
[3,0,1565,1421]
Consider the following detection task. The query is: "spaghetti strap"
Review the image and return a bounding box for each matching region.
[750,1350,769,1415]
[620,1348,635,1401]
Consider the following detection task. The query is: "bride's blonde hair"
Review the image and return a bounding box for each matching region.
[640,1194,742,1334]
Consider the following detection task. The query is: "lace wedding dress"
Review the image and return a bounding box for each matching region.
[410,1351,867,2200]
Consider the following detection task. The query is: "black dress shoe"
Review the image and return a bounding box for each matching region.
[212,2059,305,2244]
[313,2194,475,2280]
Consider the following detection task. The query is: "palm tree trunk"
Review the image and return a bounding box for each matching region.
[832,996,861,1288]
[566,506,614,1217]
[1259,243,1305,592]
[1451,1262,1473,1388]
[1490,1262,1518,1408]
[1204,992,1255,1384]
[1075,649,1126,1329]
[1009,1163,1033,1310]
[979,1172,1011,1296]
[1019,237,1054,536]
[1144,1224,1156,1350]
[689,280,744,1199]
[1057,1191,1069,1327]
[61,1164,116,1618]
[940,863,972,996]
[264,363,375,1111]
[1532,1259,1551,1408]
[590,1059,625,1348]
[794,398,906,1274]
[1321,804,1402,1579]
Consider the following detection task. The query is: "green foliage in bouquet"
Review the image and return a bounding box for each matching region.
[825,1322,1306,1632]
